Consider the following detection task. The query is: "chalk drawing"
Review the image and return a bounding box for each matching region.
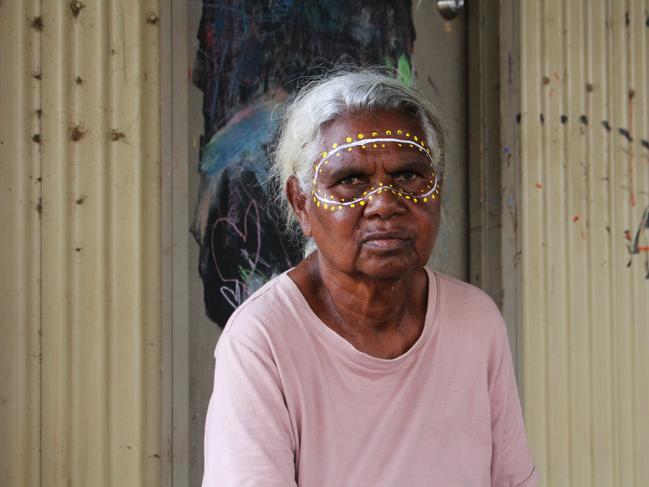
[191,0,417,326]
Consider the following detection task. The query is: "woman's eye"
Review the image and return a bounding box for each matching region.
[338,175,365,186]
[393,171,419,182]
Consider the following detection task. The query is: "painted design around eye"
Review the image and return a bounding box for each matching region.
[312,131,441,210]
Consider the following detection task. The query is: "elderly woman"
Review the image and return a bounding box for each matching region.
[202,70,538,487]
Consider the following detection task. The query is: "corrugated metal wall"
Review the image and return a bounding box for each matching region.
[517,0,649,485]
[0,1,162,486]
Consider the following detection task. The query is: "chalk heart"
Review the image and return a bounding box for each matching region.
[210,200,263,309]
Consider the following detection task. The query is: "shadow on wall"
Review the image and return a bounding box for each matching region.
[191,0,418,327]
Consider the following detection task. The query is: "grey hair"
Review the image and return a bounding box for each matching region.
[270,68,446,254]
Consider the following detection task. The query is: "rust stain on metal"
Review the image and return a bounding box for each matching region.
[30,17,43,31]
[110,130,127,142]
[70,125,86,142]
[70,1,85,18]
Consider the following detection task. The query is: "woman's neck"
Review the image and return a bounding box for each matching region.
[291,252,429,358]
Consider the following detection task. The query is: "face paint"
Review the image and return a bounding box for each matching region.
[312,130,441,211]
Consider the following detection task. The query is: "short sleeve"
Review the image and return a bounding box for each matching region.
[202,334,298,487]
[488,322,539,487]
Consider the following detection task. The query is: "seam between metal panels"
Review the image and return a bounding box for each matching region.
[36,1,43,485]
[582,0,595,481]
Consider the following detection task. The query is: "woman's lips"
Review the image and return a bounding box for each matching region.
[361,231,412,251]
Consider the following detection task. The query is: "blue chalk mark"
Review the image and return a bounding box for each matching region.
[200,101,278,186]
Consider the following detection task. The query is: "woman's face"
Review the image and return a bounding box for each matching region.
[293,109,442,281]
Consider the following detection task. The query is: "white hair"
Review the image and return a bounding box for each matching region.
[270,68,446,253]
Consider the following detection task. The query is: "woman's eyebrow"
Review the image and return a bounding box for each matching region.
[387,157,433,171]
[319,155,373,172]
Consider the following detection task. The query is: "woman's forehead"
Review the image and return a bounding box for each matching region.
[314,110,433,173]
[318,143,432,173]
[321,110,424,142]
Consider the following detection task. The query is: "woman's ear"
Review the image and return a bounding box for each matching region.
[286,176,312,237]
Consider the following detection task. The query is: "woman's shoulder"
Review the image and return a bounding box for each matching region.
[433,271,498,307]
[432,270,506,336]
[220,272,305,352]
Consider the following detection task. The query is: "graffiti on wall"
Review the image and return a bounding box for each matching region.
[626,204,649,278]
[191,0,417,326]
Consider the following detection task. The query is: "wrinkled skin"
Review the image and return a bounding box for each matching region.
[287,110,442,359]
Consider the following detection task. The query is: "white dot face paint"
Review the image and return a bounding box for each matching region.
[312,131,441,211]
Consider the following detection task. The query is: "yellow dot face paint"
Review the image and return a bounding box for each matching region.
[311,129,441,210]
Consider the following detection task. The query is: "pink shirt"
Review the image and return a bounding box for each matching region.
[202,269,538,487]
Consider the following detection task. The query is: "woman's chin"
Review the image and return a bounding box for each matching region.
[355,255,424,281]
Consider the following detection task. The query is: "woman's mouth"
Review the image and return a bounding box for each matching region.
[361,231,412,251]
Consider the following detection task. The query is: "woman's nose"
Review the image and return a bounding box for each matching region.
[362,184,408,220]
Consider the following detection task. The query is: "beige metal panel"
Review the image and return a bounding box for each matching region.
[628,1,649,478]
[586,2,615,484]
[1,0,161,485]
[563,2,593,484]
[622,1,649,482]
[67,2,110,483]
[518,0,549,479]
[0,0,42,486]
[514,0,649,485]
